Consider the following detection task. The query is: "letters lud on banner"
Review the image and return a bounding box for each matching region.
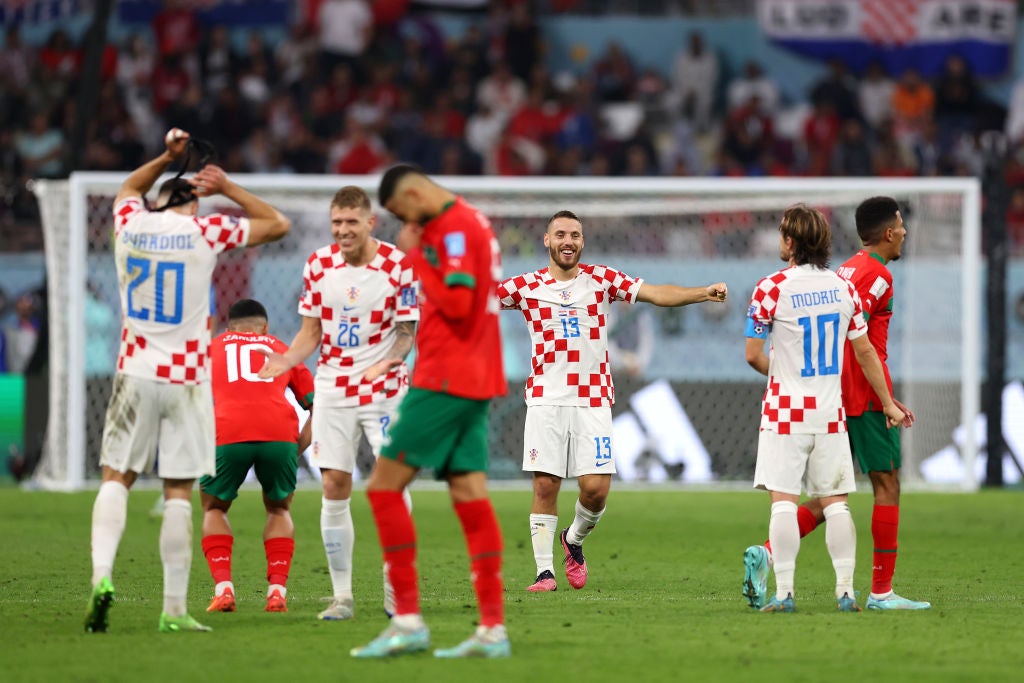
[759,0,1017,78]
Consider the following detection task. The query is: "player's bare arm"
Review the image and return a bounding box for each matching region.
[189,164,290,245]
[259,315,320,379]
[636,282,728,306]
[297,411,313,454]
[114,127,189,205]
[744,336,770,376]
[850,334,906,427]
[363,320,417,382]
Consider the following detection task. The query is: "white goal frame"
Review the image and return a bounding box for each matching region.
[34,173,982,491]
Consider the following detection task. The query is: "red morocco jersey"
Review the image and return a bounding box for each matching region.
[836,250,894,416]
[746,264,868,435]
[412,197,506,400]
[298,240,419,407]
[498,265,642,407]
[209,331,314,445]
[113,197,250,385]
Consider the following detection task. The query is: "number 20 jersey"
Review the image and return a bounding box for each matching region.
[499,264,643,407]
[746,264,867,435]
[113,197,251,385]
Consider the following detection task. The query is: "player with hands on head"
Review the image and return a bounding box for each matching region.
[85,128,290,634]
[257,185,419,621]
[743,204,904,614]
[498,209,728,593]
[200,299,314,615]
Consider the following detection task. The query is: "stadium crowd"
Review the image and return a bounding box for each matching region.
[2,0,1024,253]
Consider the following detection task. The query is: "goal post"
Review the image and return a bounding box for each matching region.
[33,173,981,491]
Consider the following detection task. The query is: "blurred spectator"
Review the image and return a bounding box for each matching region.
[0,25,34,91]
[666,31,718,133]
[37,29,79,81]
[15,111,64,179]
[317,0,374,83]
[858,61,895,132]
[209,87,254,150]
[276,23,318,95]
[4,292,40,373]
[934,53,978,145]
[831,118,874,176]
[723,93,774,173]
[237,56,272,108]
[503,2,543,82]
[727,60,779,115]
[152,0,200,78]
[331,115,386,174]
[198,25,237,97]
[164,84,210,143]
[151,52,192,115]
[477,60,527,117]
[914,118,951,177]
[803,99,841,175]
[808,57,860,122]
[661,95,705,175]
[890,67,934,146]
[116,34,157,136]
[1005,74,1024,144]
[592,41,636,102]
[466,101,508,174]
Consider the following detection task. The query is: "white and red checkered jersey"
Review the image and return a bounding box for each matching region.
[298,240,419,407]
[113,197,251,385]
[498,264,643,407]
[746,264,868,435]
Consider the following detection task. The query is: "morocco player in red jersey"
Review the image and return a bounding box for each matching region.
[743,197,928,611]
[499,210,727,593]
[348,164,509,659]
[200,299,314,614]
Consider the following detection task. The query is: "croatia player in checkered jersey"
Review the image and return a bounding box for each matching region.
[743,204,905,614]
[258,186,419,622]
[85,128,291,634]
[499,210,728,593]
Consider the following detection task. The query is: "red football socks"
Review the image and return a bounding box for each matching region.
[202,534,233,585]
[454,498,504,627]
[367,489,420,616]
[264,537,294,587]
[871,504,900,595]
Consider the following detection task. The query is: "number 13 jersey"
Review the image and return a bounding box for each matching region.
[499,264,643,407]
[113,197,251,385]
[746,264,867,435]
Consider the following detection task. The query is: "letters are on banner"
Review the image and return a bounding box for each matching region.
[759,0,1018,77]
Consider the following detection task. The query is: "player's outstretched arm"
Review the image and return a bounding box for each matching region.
[850,334,905,428]
[190,164,290,245]
[114,128,190,205]
[636,282,728,307]
[363,321,417,382]
[258,316,320,379]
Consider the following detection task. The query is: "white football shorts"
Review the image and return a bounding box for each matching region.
[523,404,616,478]
[753,430,856,497]
[100,374,215,479]
[309,393,402,473]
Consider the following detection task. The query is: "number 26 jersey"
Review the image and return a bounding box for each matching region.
[746,264,867,435]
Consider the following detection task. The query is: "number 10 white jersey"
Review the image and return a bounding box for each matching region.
[746,264,867,435]
[113,197,251,385]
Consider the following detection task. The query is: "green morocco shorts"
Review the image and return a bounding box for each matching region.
[380,387,491,477]
[847,412,901,473]
[200,441,298,502]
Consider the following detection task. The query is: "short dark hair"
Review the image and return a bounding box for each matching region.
[855,196,901,245]
[377,163,423,206]
[227,299,268,322]
[546,209,582,231]
[332,185,371,211]
[779,204,831,269]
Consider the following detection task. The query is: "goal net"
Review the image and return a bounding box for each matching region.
[33,174,981,491]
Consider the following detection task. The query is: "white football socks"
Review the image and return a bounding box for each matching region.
[529,513,558,575]
[768,500,799,600]
[567,499,604,546]
[160,498,193,617]
[321,496,354,599]
[824,501,857,599]
[90,480,129,586]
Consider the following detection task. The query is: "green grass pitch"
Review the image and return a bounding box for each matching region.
[1,487,1021,682]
